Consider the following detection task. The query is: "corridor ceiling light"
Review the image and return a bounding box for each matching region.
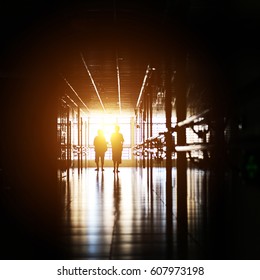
[116,52,122,114]
[61,74,90,113]
[80,53,106,113]
[136,65,152,109]
[89,114,118,143]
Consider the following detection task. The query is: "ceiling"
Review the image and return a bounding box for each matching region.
[1,1,260,117]
[0,0,192,117]
[55,0,174,116]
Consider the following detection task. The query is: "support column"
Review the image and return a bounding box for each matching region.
[80,117,83,171]
[84,120,87,168]
[77,107,81,171]
[141,107,145,168]
[146,90,150,185]
[165,69,173,214]
[175,51,188,259]
[149,87,153,189]
[165,64,174,259]
[208,111,227,258]
[66,106,71,170]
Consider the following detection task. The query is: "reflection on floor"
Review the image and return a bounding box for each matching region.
[61,167,209,259]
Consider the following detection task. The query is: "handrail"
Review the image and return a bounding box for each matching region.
[175,144,212,152]
[175,109,210,129]
[133,109,212,158]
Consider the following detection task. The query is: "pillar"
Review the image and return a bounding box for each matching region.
[175,50,188,259]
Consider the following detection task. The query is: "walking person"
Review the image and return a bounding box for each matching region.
[110,125,124,173]
[94,129,107,171]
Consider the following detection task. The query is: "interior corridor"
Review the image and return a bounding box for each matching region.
[1,0,259,261]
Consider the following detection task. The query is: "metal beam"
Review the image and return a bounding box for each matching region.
[80,53,106,113]
[176,109,210,128]
[64,94,88,117]
[175,144,212,152]
[136,65,151,109]
[61,75,90,113]
[116,53,122,114]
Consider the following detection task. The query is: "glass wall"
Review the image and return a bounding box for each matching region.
[87,115,133,161]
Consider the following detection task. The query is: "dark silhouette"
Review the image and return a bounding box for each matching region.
[110,125,124,173]
[94,129,107,171]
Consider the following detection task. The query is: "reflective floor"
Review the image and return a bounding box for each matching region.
[2,164,258,260]
[60,167,210,259]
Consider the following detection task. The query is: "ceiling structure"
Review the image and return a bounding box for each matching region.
[1,0,195,117]
[55,0,175,116]
[1,0,260,117]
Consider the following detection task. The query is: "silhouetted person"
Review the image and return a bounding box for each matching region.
[94,129,107,171]
[110,125,124,173]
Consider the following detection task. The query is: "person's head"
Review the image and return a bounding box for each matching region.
[98,129,104,136]
[115,125,120,132]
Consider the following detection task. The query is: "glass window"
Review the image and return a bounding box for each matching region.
[87,115,132,160]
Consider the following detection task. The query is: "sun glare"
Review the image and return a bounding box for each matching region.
[90,115,119,141]
[85,114,133,160]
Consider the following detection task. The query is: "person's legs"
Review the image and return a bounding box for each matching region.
[113,160,116,172]
[95,154,99,171]
[116,151,122,172]
[112,150,116,172]
[101,154,105,171]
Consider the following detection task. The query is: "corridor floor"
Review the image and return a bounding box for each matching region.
[60,166,209,260]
